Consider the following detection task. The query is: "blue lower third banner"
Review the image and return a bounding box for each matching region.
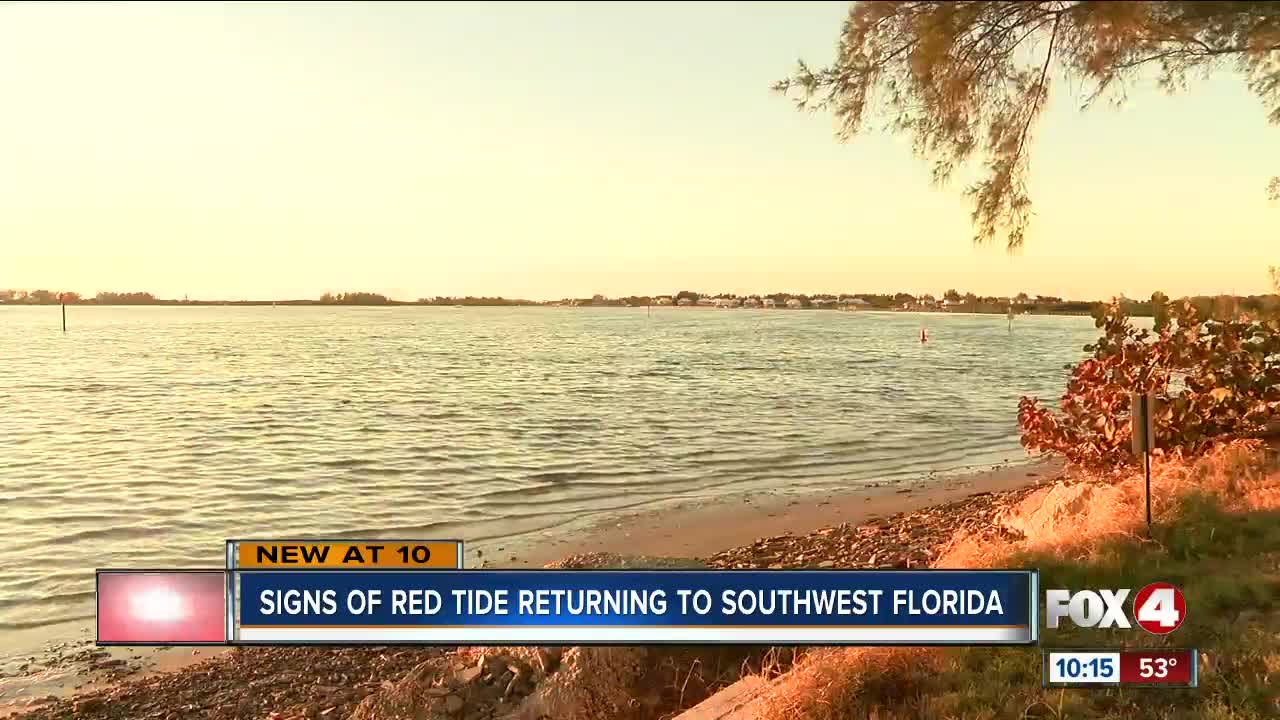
[234,570,1037,645]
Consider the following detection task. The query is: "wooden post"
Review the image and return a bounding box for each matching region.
[61,296,66,332]
[1131,391,1157,534]
[1144,448,1152,530]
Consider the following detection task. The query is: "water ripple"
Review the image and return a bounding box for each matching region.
[0,306,1101,653]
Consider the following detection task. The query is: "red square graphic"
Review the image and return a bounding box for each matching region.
[97,571,226,644]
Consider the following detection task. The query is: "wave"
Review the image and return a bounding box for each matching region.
[0,589,96,614]
[0,308,1096,656]
[0,612,95,631]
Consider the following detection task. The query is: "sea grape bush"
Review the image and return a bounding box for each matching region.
[1018,295,1280,468]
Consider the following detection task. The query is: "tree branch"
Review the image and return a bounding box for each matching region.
[1013,14,1062,173]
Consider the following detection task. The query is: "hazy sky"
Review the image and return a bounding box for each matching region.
[2,1,1277,301]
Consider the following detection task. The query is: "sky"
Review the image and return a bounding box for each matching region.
[1,1,1277,302]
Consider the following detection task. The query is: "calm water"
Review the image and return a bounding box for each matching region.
[0,306,1099,650]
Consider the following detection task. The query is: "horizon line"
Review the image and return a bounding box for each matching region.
[1,288,1240,306]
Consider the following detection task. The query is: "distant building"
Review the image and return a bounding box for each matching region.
[697,297,715,306]
[677,297,694,306]
[742,297,761,308]
[655,296,673,306]
[785,298,803,309]
[811,298,835,308]
[714,298,740,308]
[763,298,776,309]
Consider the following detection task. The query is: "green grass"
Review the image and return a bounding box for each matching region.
[791,493,1280,719]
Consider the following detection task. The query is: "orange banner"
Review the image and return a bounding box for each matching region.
[236,541,461,569]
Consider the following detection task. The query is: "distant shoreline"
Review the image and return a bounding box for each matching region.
[5,291,1258,318]
[11,288,1264,319]
[0,301,1100,316]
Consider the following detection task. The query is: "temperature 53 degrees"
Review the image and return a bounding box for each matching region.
[1118,650,1197,686]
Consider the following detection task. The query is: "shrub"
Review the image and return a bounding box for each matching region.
[1018,295,1280,468]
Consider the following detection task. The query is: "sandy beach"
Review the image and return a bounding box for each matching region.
[511,459,1058,567]
[0,457,1060,720]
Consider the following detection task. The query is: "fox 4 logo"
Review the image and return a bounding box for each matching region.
[1045,582,1186,635]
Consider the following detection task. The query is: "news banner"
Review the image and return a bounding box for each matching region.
[95,538,1197,689]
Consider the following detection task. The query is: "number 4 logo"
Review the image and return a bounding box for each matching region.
[1133,582,1187,635]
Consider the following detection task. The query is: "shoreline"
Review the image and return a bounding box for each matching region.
[0,456,1060,718]
[0,304,1101,317]
[509,457,1059,568]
